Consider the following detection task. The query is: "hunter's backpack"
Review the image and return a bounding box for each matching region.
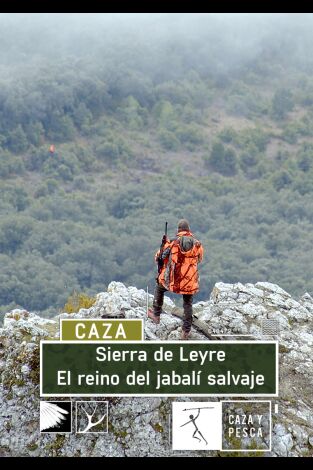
[160,235,203,294]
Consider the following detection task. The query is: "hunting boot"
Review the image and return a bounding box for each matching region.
[147,309,160,324]
[181,329,190,340]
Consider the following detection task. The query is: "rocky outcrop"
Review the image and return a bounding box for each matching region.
[0,281,313,457]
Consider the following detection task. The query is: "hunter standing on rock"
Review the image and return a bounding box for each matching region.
[148,219,204,340]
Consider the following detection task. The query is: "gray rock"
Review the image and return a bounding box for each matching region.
[1,280,313,457]
[21,365,31,375]
[255,282,291,298]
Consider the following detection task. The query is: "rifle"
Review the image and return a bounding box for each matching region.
[157,221,168,276]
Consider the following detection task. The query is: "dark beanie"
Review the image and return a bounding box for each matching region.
[177,219,190,231]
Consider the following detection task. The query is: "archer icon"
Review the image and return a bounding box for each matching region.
[180,406,214,445]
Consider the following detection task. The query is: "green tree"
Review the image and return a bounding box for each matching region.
[117,96,146,130]
[7,125,28,153]
[272,88,294,119]
[25,121,45,147]
[240,151,258,169]
[153,100,177,130]
[272,170,293,190]
[48,113,76,141]
[72,103,93,130]
[12,187,29,211]
[208,142,225,171]
[0,216,33,254]
[223,148,238,176]
[297,144,313,172]
[0,151,25,177]
[207,142,238,176]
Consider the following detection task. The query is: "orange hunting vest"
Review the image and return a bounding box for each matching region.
[155,230,204,295]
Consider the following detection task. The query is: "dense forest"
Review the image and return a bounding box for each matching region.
[2,13,313,316]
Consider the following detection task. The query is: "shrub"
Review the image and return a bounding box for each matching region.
[240,151,258,168]
[218,127,237,143]
[272,170,293,191]
[158,129,180,151]
[57,164,73,181]
[26,148,51,171]
[236,127,269,153]
[0,152,25,177]
[34,184,49,198]
[176,124,204,146]
[63,290,96,314]
[95,142,120,162]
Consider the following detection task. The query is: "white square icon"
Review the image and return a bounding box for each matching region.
[75,401,108,434]
[172,401,222,450]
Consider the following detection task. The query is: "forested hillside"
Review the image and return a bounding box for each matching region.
[2,13,313,316]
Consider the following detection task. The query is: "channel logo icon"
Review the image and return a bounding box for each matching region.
[172,402,222,450]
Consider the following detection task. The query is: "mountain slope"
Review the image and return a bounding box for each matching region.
[3,14,313,314]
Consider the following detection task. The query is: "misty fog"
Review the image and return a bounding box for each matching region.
[1,13,313,78]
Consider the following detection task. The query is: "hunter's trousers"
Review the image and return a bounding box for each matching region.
[152,282,193,333]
